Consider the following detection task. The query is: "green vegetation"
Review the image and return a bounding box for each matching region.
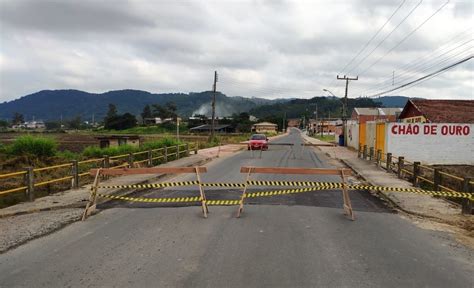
[82,138,183,158]
[313,134,336,142]
[102,123,187,135]
[7,135,57,158]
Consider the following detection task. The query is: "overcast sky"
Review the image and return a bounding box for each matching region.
[0,0,472,102]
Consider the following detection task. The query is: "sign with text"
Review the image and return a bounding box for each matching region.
[386,123,473,165]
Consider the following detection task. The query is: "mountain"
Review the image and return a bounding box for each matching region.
[249,96,383,119]
[375,96,410,108]
[0,89,287,121]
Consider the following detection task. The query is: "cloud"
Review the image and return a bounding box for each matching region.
[0,0,472,102]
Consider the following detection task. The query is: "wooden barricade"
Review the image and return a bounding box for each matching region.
[82,166,209,220]
[238,166,354,220]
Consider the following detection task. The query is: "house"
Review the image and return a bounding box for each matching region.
[251,122,278,133]
[189,124,234,133]
[96,135,140,148]
[351,107,403,124]
[398,99,474,123]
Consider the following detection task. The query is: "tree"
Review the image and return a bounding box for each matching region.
[141,105,152,122]
[104,113,137,130]
[12,112,24,125]
[45,121,61,130]
[67,116,82,130]
[0,119,8,129]
[107,104,117,119]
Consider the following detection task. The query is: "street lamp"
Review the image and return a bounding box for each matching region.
[322,89,336,97]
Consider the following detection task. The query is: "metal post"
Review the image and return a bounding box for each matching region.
[164,146,168,163]
[386,153,392,172]
[24,167,34,202]
[433,168,441,191]
[413,161,421,187]
[397,156,404,179]
[461,177,473,215]
[147,150,153,167]
[176,144,180,160]
[71,160,79,189]
[363,145,367,160]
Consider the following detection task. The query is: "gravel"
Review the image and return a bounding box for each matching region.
[0,208,83,253]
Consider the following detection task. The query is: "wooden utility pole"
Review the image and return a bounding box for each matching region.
[337,75,358,146]
[210,71,218,139]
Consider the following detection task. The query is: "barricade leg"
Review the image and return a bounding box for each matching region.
[237,168,253,218]
[82,169,102,221]
[195,167,209,218]
[340,169,355,220]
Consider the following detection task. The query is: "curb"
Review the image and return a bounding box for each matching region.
[0,156,214,219]
[340,159,455,222]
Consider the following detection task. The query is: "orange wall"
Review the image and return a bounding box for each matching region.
[359,123,366,148]
[375,123,385,155]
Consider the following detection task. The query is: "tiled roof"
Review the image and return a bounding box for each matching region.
[411,100,474,123]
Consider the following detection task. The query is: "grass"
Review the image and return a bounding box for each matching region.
[313,134,336,142]
[6,135,57,158]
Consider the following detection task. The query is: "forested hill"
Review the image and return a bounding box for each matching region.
[249,96,382,119]
[0,89,284,121]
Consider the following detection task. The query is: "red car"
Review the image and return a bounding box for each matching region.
[248,134,269,150]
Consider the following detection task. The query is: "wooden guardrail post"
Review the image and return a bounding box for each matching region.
[369,147,374,161]
[103,155,110,168]
[433,168,441,191]
[186,143,190,156]
[194,142,198,154]
[164,146,168,163]
[128,153,134,167]
[176,144,180,159]
[413,161,421,187]
[363,145,367,159]
[147,149,153,167]
[376,149,382,166]
[386,153,392,172]
[358,144,362,158]
[24,167,34,202]
[397,156,404,178]
[461,177,473,215]
[71,160,79,189]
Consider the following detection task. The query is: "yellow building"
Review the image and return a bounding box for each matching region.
[251,122,278,133]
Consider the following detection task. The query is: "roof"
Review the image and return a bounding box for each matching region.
[353,107,403,116]
[253,122,277,126]
[189,124,231,131]
[401,99,474,123]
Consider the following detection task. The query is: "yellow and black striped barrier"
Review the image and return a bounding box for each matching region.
[96,181,473,201]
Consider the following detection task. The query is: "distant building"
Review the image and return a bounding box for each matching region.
[308,120,338,135]
[249,115,258,122]
[398,99,474,123]
[287,119,301,128]
[351,107,403,124]
[96,135,140,148]
[13,120,46,129]
[189,124,234,133]
[251,122,278,133]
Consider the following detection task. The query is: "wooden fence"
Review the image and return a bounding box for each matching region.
[0,143,198,204]
[358,144,473,214]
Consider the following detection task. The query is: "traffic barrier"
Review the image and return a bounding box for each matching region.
[82,166,209,220]
[237,166,354,220]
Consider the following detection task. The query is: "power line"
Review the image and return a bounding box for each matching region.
[367,55,472,97]
[355,39,473,96]
[356,0,451,77]
[345,0,424,76]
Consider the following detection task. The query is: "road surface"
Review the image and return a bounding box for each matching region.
[0,129,472,287]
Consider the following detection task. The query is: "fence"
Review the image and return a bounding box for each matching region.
[358,144,473,214]
[0,143,198,204]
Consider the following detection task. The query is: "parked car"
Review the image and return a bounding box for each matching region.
[248,134,268,150]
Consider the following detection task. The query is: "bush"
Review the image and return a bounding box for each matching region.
[56,150,81,161]
[8,136,57,158]
[82,145,138,158]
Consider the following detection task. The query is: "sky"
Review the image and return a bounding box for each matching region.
[0,0,472,102]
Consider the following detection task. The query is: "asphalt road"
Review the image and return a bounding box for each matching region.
[0,129,472,287]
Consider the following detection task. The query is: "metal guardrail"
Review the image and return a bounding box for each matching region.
[0,142,198,202]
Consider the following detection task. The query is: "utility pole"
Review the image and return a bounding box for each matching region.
[210,71,218,140]
[337,75,358,146]
[282,112,286,133]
